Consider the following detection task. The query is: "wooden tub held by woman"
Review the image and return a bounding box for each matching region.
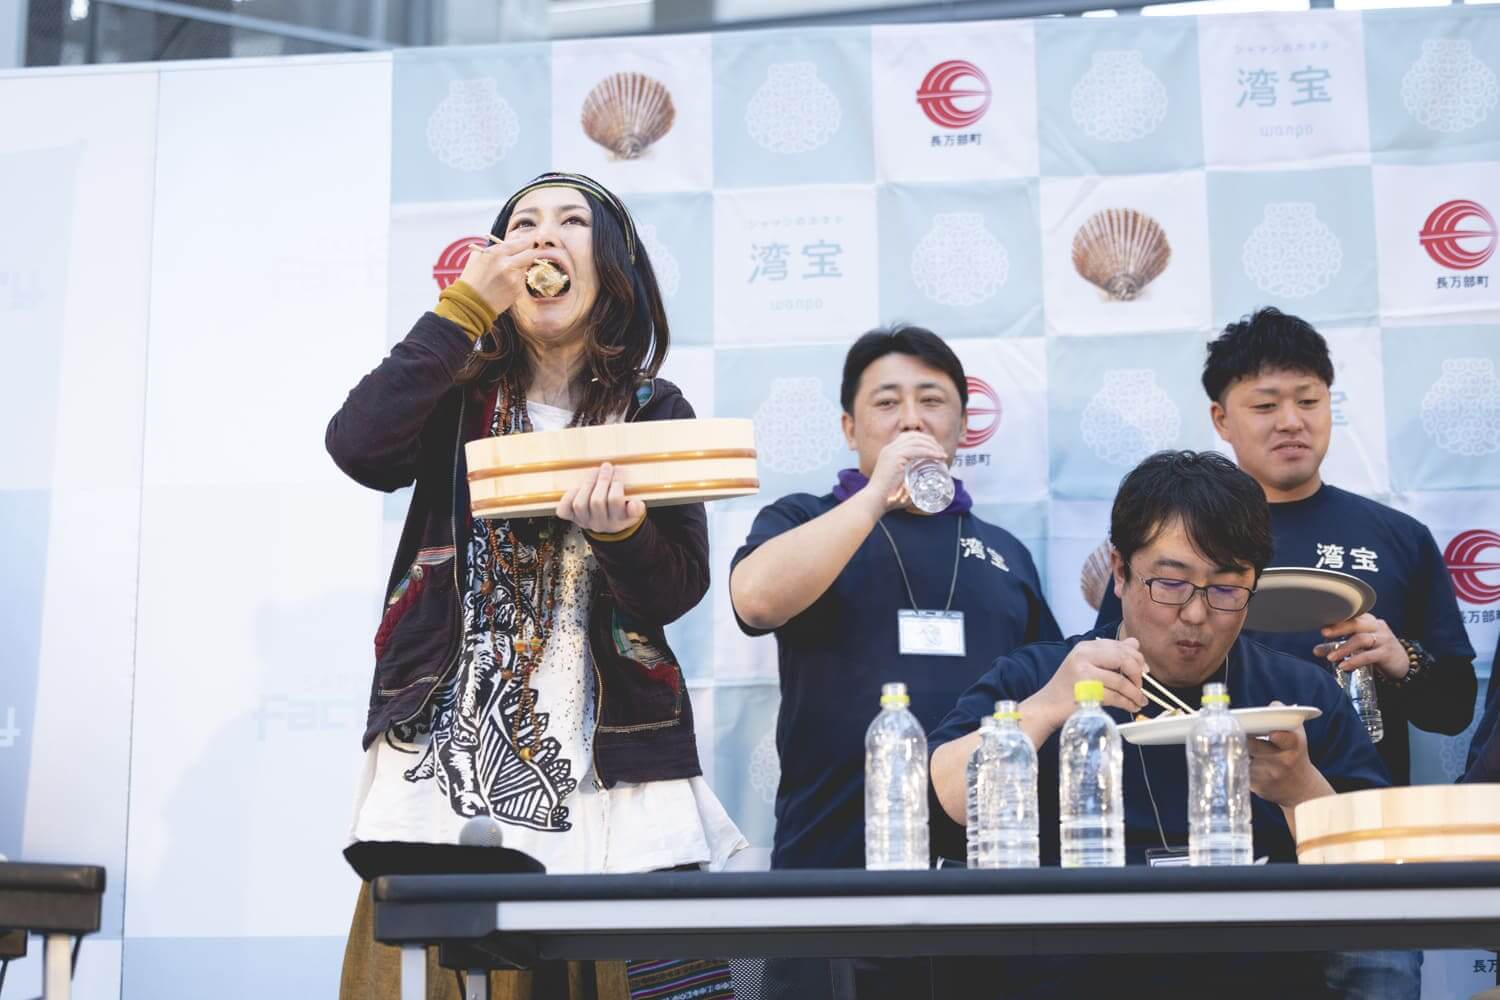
[466,417,759,520]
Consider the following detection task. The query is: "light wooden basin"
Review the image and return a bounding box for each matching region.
[465,418,759,520]
[1294,784,1500,864]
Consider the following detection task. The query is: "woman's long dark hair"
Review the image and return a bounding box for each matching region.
[456,189,671,429]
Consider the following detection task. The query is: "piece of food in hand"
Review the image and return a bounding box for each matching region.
[525,260,570,298]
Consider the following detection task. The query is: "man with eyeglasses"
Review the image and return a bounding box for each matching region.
[1095,308,1476,789]
[1087,310,1475,1000]
[927,450,1388,997]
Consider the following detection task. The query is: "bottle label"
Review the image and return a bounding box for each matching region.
[897,610,966,657]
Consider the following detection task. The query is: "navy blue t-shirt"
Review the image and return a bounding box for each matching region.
[1465,631,1500,781]
[1095,483,1477,785]
[732,493,1061,869]
[928,627,1391,866]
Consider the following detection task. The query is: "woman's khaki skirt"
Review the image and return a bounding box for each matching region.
[339,883,630,1000]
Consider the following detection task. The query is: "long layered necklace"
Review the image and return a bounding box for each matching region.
[480,376,565,763]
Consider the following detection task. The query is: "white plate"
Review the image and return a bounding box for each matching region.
[1243,567,1376,633]
[1118,705,1323,746]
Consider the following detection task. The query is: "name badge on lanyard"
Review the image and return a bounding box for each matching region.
[897,610,966,657]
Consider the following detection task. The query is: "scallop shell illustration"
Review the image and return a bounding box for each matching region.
[1242,202,1342,300]
[1071,208,1171,302]
[1079,540,1115,611]
[580,72,675,159]
[745,62,842,155]
[754,377,846,474]
[1080,369,1181,467]
[1401,39,1499,134]
[426,78,520,171]
[910,213,1009,308]
[1420,357,1500,457]
[749,726,780,806]
[1070,50,1169,143]
[638,223,681,299]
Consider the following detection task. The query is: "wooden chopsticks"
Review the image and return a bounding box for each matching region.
[1141,670,1197,716]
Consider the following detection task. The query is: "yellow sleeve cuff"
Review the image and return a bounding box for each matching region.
[434,279,498,342]
[586,511,647,544]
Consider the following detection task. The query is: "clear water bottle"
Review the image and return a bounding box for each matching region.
[967,701,1039,869]
[904,458,954,514]
[1187,683,1252,867]
[1336,662,1384,744]
[865,682,930,870]
[1058,680,1124,868]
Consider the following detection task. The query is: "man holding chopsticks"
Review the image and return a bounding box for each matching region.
[929,450,1389,997]
[1091,309,1476,999]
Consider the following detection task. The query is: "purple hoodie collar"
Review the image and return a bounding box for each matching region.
[831,467,973,515]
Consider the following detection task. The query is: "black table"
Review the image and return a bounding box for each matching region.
[372,862,1500,999]
[0,863,106,1000]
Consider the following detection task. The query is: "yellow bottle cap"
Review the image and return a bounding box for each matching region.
[1074,679,1104,702]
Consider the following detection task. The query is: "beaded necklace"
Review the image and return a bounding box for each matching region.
[480,375,566,762]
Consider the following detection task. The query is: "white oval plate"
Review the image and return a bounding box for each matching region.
[1118,705,1322,746]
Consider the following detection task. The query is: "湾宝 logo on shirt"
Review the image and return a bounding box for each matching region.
[1314,543,1379,573]
[916,60,991,129]
[1443,529,1500,606]
[961,537,1010,572]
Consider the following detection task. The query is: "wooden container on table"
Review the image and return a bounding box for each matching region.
[1295,784,1500,864]
[466,417,759,520]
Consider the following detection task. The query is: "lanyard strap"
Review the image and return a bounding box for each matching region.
[1118,622,1233,852]
[876,514,964,613]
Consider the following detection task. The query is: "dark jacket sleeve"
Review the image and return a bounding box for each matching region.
[588,391,710,627]
[1464,634,1500,781]
[1397,527,1478,736]
[325,312,475,492]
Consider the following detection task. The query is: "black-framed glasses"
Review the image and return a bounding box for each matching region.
[1139,575,1256,612]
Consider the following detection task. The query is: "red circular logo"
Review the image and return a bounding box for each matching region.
[1419,200,1497,271]
[432,235,489,290]
[1445,529,1500,605]
[961,376,1002,449]
[916,60,992,130]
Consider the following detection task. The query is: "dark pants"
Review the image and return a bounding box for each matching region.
[761,958,933,1000]
[767,953,1337,1000]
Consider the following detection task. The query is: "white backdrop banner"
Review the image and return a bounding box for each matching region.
[0,6,1497,997]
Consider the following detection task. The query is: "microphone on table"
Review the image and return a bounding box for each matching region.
[459,815,506,848]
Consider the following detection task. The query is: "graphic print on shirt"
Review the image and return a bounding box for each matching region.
[398,392,579,832]
[399,528,579,831]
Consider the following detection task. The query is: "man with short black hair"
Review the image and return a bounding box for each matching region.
[1092,309,1475,999]
[1097,308,1477,786]
[931,450,1389,997]
[731,325,1059,1000]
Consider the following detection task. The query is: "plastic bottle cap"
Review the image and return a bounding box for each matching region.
[1074,679,1104,702]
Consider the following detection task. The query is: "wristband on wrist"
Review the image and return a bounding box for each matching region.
[1386,638,1434,687]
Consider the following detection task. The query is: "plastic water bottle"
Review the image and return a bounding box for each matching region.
[1058,680,1124,868]
[1187,683,1252,867]
[865,682,930,870]
[1337,662,1384,744]
[904,458,954,514]
[967,701,1039,869]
